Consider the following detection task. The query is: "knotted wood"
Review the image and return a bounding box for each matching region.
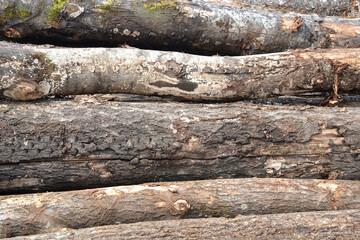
[1,178,360,238]
[0,42,359,101]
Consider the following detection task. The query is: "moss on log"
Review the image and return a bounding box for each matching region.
[0,1,360,55]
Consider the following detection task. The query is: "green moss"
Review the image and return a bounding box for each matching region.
[96,0,117,11]
[95,0,119,25]
[0,4,31,23]
[142,0,178,15]
[46,0,69,23]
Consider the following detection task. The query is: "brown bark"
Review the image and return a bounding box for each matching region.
[2,99,360,193]
[0,0,360,55]
[1,178,360,238]
[6,210,360,240]
[0,42,359,101]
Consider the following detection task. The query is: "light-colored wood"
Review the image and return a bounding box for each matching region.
[1,178,360,238]
[1,42,359,101]
[6,210,360,239]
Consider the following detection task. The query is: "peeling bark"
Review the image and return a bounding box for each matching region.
[227,0,360,17]
[0,43,359,101]
[2,100,360,193]
[1,178,360,238]
[6,210,360,240]
[0,0,360,55]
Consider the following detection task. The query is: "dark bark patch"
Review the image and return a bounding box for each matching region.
[150,80,198,92]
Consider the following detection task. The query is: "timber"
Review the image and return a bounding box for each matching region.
[222,0,360,17]
[1,178,360,238]
[6,210,360,240]
[0,1,360,55]
[2,100,360,193]
[0,43,360,101]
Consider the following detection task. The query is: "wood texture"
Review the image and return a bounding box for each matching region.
[1,42,360,101]
[6,210,360,240]
[1,0,360,55]
[1,178,360,238]
[226,0,360,17]
[2,100,360,193]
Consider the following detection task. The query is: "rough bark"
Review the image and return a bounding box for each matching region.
[232,0,360,17]
[1,43,360,101]
[1,178,360,238]
[2,100,360,192]
[6,210,360,240]
[1,0,360,55]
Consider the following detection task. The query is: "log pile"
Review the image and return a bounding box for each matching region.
[1,0,360,239]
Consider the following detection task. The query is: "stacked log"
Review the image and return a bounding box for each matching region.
[0,43,359,101]
[1,0,360,239]
[2,100,360,193]
[7,210,360,239]
[1,178,360,238]
[0,0,360,55]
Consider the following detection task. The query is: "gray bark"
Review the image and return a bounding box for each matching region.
[2,99,360,193]
[230,0,360,17]
[1,178,360,238]
[6,210,360,240]
[1,42,360,101]
[0,0,360,55]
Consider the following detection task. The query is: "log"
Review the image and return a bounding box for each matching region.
[1,42,360,101]
[1,0,360,55]
[1,178,360,238]
[6,210,360,240]
[2,99,360,193]
[226,0,360,17]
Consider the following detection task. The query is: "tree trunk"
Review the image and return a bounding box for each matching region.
[2,99,360,193]
[1,42,359,101]
[1,178,360,238]
[224,0,360,17]
[1,0,360,55]
[6,210,360,240]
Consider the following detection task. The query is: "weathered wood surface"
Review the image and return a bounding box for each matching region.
[1,43,360,101]
[227,0,360,17]
[1,1,360,55]
[6,210,360,240]
[2,100,360,193]
[1,178,360,238]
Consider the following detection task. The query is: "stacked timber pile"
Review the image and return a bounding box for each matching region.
[1,0,360,239]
